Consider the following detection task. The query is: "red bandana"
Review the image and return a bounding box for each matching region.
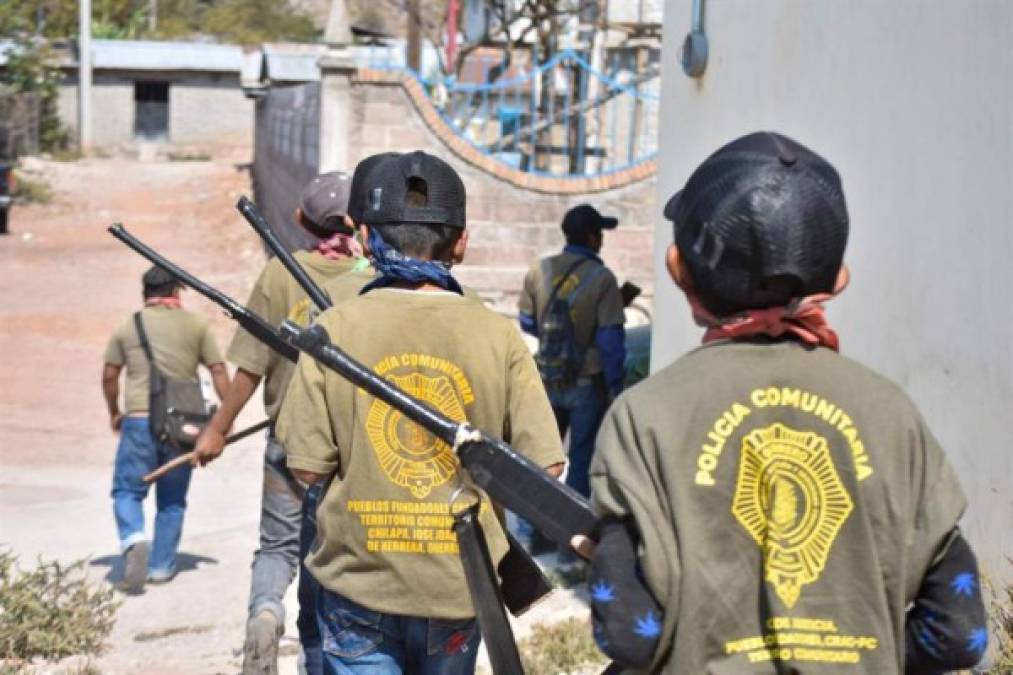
[317,233,363,260]
[145,297,182,309]
[688,292,840,351]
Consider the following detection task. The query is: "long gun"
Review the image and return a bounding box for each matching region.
[281,321,598,546]
[233,197,598,545]
[237,196,332,309]
[108,223,298,363]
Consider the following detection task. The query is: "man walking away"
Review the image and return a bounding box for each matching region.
[102,266,229,592]
[518,204,627,505]
[193,172,363,675]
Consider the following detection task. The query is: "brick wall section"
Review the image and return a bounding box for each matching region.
[345,71,659,316]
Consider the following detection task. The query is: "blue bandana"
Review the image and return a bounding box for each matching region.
[360,229,464,295]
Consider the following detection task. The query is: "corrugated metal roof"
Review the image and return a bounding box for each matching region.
[89,39,244,72]
[262,43,327,82]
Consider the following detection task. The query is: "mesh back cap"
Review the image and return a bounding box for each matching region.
[362,151,467,228]
[348,152,401,224]
[665,131,849,315]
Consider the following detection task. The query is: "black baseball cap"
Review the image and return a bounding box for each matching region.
[142,265,178,291]
[300,171,352,231]
[361,151,466,228]
[561,204,619,238]
[347,152,401,224]
[665,131,849,315]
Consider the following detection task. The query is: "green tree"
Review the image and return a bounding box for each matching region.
[1,36,68,151]
[202,0,318,44]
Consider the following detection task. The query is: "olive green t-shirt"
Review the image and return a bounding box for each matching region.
[591,340,967,674]
[277,288,564,618]
[518,251,625,377]
[227,250,362,421]
[103,305,223,414]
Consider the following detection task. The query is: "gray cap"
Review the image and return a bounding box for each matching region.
[300,171,352,230]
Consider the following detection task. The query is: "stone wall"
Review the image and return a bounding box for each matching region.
[342,73,658,316]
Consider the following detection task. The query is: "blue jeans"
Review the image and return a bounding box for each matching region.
[318,590,480,675]
[549,382,607,498]
[111,416,192,576]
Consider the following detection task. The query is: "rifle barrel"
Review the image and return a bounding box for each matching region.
[236,197,332,310]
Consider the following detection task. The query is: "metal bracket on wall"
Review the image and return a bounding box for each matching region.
[682,0,708,77]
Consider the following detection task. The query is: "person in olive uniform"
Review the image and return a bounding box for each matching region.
[277,151,564,675]
[574,132,987,674]
[193,172,364,675]
[518,205,626,497]
[102,266,229,592]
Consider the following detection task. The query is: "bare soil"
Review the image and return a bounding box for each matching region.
[0,155,589,674]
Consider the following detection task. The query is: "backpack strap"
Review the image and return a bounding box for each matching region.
[538,256,591,327]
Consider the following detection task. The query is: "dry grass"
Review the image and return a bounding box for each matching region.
[518,618,608,675]
[0,550,119,663]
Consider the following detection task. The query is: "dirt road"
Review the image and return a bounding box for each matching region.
[0,155,291,674]
[0,156,589,674]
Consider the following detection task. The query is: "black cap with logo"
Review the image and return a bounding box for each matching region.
[347,152,401,224]
[360,151,466,228]
[561,204,619,239]
[665,131,849,315]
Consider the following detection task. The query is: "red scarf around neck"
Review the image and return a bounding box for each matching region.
[317,232,363,260]
[687,291,840,351]
[145,297,181,309]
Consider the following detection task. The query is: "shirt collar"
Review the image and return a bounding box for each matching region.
[563,243,602,263]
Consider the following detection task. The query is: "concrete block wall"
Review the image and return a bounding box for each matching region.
[169,73,253,146]
[56,70,253,149]
[344,78,658,316]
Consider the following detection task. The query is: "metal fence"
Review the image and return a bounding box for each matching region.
[365,46,659,178]
[252,82,321,251]
[0,91,40,159]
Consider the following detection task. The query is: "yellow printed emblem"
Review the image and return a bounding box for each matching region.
[732,423,853,608]
[287,298,315,327]
[366,372,467,499]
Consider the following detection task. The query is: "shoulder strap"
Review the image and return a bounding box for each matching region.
[564,263,607,309]
[543,257,591,314]
[133,312,155,363]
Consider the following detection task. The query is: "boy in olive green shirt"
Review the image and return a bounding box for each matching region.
[577,133,986,674]
[278,151,563,674]
[194,171,364,675]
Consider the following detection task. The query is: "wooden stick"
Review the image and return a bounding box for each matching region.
[142,419,270,484]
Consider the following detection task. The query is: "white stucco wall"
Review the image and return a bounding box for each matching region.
[653,1,1012,580]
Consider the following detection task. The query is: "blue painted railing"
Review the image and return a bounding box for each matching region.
[362,45,659,179]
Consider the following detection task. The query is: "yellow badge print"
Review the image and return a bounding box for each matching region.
[366,372,468,499]
[287,298,317,327]
[732,423,854,608]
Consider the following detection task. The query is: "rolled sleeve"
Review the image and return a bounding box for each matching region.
[276,349,341,477]
[225,282,273,376]
[103,330,125,366]
[199,323,224,366]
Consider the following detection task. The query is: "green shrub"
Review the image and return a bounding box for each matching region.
[0,550,119,662]
[12,170,52,204]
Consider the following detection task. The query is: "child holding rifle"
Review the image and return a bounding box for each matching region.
[194,172,363,675]
[577,132,987,673]
[277,151,564,674]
